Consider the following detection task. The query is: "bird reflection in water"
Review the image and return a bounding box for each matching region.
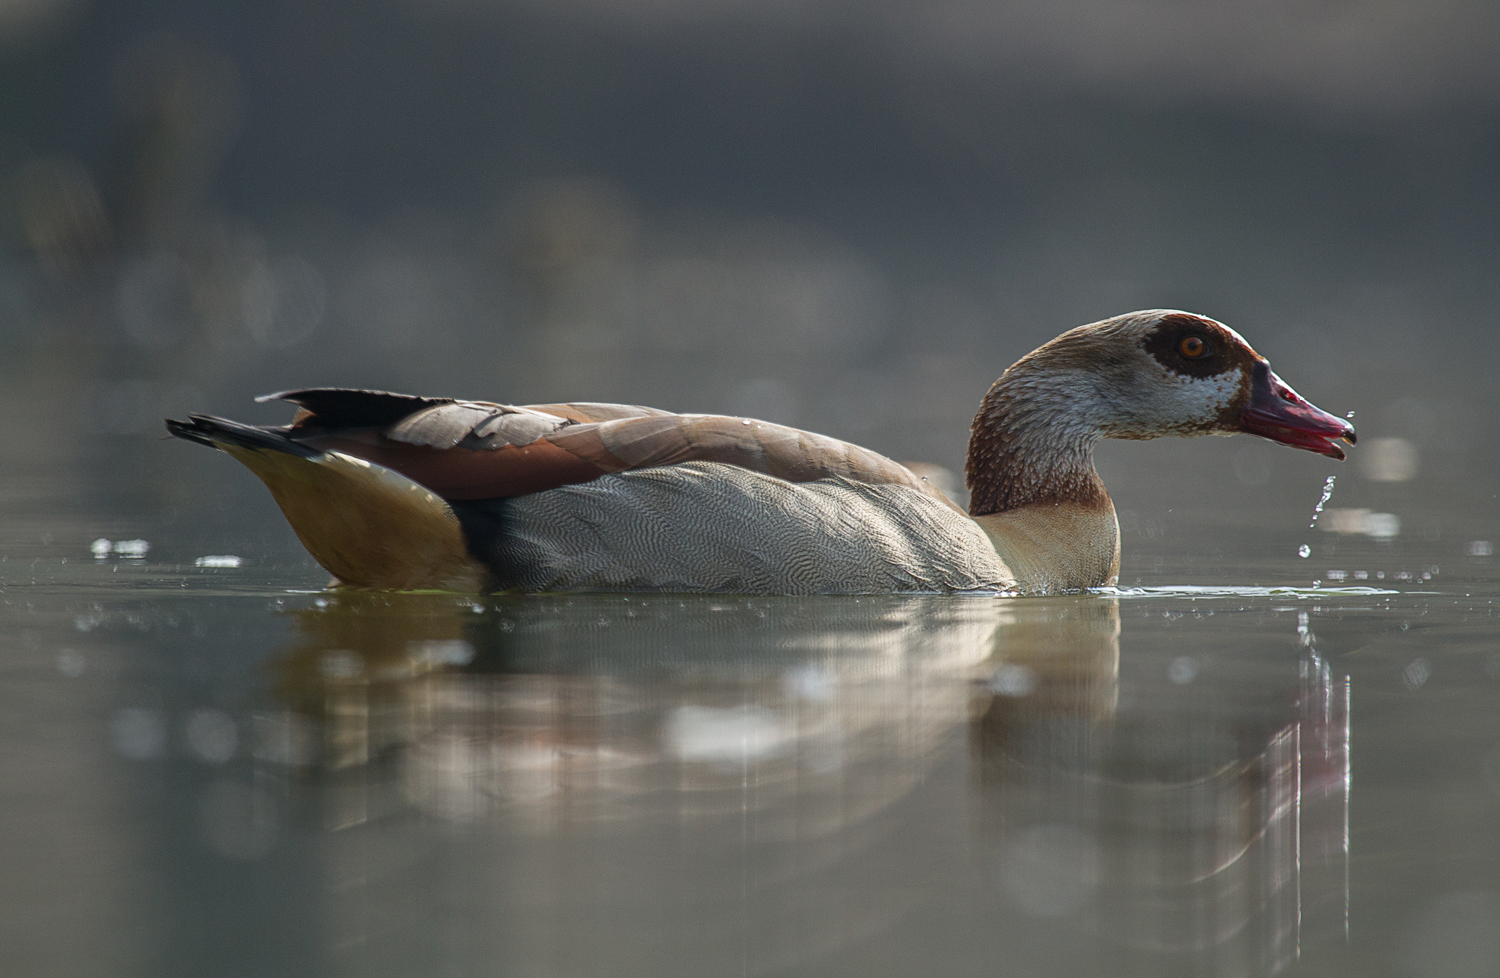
[261,591,1348,973]
[973,602,1350,972]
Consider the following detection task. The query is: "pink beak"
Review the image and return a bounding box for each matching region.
[1239,361,1356,460]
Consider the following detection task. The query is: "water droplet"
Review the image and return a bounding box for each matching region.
[1298,544,1312,558]
[1309,475,1337,528]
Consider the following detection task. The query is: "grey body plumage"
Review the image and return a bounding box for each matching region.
[457,462,1011,594]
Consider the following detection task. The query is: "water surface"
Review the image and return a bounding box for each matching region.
[4,541,1498,977]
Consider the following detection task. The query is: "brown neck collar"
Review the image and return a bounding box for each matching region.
[964,370,1111,517]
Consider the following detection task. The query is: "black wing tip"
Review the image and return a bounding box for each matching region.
[256,387,450,404]
[254,388,457,428]
[164,414,321,458]
[164,416,217,447]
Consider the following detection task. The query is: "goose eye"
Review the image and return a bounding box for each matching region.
[1179,336,1210,358]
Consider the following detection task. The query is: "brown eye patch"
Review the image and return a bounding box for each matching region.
[1143,314,1240,378]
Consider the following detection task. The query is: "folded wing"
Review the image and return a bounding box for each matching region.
[257,388,956,509]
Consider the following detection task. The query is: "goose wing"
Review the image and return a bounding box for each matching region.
[259,388,954,508]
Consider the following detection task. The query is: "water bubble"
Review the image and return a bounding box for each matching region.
[1403,658,1432,690]
[110,707,166,760]
[194,555,242,568]
[1362,437,1418,482]
[407,639,475,668]
[1298,544,1312,558]
[783,664,836,701]
[995,825,1101,917]
[184,707,238,764]
[1167,656,1198,684]
[319,650,363,679]
[90,538,111,558]
[113,539,150,558]
[988,664,1037,697]
[1469,541,1494,557]
[666,706,790,763]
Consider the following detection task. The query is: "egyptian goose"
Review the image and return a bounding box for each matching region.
[167,310,1354,594]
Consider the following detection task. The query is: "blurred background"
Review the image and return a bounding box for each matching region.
[5,6,1500,977]
[0,0,1496,572]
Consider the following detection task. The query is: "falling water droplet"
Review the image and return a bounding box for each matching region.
[1345,410,1355,419]
[1298,544,1312,558]
[1309,475,1337,528]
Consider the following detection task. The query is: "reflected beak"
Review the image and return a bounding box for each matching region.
[1239,361,1356,460]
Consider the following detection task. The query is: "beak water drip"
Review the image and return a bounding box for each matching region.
[1310,475,1337,529]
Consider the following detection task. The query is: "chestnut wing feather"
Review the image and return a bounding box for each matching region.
[263,389,945,507]
[548,415,956,509]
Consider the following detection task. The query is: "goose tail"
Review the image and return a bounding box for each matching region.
[165,415,486,591]
[166,415,321,457]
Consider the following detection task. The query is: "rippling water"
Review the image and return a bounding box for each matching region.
[5,520,1499,977]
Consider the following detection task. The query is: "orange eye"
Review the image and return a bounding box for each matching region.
[1179,336,1208,358]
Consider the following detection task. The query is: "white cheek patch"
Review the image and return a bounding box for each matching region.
[1148,368,1241,428]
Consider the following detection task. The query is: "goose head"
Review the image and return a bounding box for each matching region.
[968,310,1355,516]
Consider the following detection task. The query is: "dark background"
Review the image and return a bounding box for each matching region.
[1,0,1495,577]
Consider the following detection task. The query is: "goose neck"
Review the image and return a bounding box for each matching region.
[964,369,1111,517]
